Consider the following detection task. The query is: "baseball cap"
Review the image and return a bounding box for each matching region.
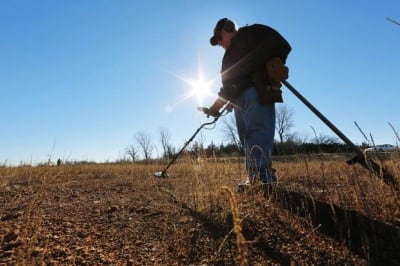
[210,18,233,46]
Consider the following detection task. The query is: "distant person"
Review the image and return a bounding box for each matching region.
[57,158,62,166]
[204,18,291,189]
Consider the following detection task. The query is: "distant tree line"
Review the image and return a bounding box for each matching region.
[125,105,367,162]
[186,140,354,158]
[273,141,354,155]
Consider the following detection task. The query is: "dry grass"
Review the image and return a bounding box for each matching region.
[0,153,398,264]
[221,186,248,265]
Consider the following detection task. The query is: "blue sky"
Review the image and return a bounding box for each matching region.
[1,1,399,165]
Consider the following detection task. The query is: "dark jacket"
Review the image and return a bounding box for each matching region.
[218,24,291,102]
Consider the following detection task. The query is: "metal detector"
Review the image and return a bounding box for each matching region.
[154,105,229,178]
[282,80,398,190]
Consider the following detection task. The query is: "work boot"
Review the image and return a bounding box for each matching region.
[237,175,255,193]
[270,168,278,183]
[261,169,279,197]
[260,169,278,197]
[261,183,275,197]
[260,168,278,184]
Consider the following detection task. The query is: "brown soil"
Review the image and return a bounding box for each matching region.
[0,164,372,265]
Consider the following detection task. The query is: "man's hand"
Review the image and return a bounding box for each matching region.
[266,57,289,87]
[198,97,226,118]
[197,107,220,118]
[208,98,225,117]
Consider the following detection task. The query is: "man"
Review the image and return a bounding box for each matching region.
[205,18,291,188]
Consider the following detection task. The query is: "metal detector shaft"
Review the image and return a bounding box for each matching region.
[155,105,229,177]
[282,80,363,156]
[282,80,398,189]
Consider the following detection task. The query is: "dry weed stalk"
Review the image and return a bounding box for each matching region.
[388,122,400,143]
[221,186,248,266]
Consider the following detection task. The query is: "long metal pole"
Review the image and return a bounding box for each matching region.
[282,80,398,189]
[282,80,364,156]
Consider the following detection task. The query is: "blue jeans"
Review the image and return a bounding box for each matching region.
[234,86,276,183]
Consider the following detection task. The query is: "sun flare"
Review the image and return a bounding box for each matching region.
[186,70,214,106]
[157,60,218,112]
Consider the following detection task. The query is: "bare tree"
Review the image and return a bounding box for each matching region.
[125,144,138,162]
[286,132,308,145]
[276,104,294,143]
[159,127,174,159]
[310,126,339,144]
[135,131,154,161]
[222,115,242,150]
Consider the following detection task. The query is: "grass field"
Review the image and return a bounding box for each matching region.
[0,153,399,265]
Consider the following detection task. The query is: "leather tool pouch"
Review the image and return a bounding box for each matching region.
[251,72,283,104]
